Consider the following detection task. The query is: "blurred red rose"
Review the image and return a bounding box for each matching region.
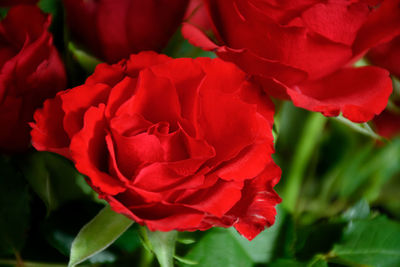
[374,109,400,139]
[63,0,189,63]
[31,52,281,240]
[183,0,400,122]
[0,0,37,7]
[367,35,400,139]
[0,5,66,152]
[368,35,400,78]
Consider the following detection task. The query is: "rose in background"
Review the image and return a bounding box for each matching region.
[374,109,400,139]
[368,35,400,78]
[0,0,37,7]
[183,0,400,122]
[0,5,66,152]
[185,0,211,33]
[63,0,189,63]
[31,52,281,240]
[368,36,400,139]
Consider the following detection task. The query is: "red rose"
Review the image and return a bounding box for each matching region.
[185,0,212,32]
[183,0,400,122]
[31,52,281,240]
[0,0,38,7]
[368,35,400,78]
[0,5,66,152]
[374,109,400,139]
[63,0,189,63]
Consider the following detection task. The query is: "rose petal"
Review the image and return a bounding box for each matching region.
[110,130,164,179]
[125,0,188,53]
[96,0,131,62]
[118,201,205,232]
[70,104,126,195]
[353,0,400,55]
[105,76,138,119]
[175,179,244,218]
[118,68,182,129]
[86,62,125,86]
[374,110,400,139]
[61,83,111,138]
[196,66,259,165]
[125,51,171,77]
[367,36,400,78]
[300,2,369,46]
[150,58,205,125]
[230,162,281,241]
[31,95,70,158]
[288,66,392,122]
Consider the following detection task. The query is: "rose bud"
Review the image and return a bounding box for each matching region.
[183,0,400,123]
[31,52,281,240]
[0,5,66,152]
[63,0,189,63]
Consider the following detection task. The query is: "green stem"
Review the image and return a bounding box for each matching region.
[281,112,327,213]
[140,227,177,267]
[139,245,154,267]
[332,116,384,141]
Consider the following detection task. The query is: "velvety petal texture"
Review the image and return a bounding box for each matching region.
[31,52,281,240]
[183,0,400,122]
[0,5,66,152]
[63,0,189,63]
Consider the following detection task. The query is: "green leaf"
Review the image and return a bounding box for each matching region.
[21,152,92,214]
[295,221,346,261]
[68,205,133,267]
[269,259,306,267]
[180,229,253,267]
[342,199,370,221]
[177,238,196,245]
[0,8,8,18]
[174,255,197,265]
[0,156,30,253]
[307,257,328,267]
[332,216,400,267]
[38,0,61,15]
[163,30,216,59]
[269,256,328,267]
[178,208,290,267]
[113,227,142,253]
[145,229,177,267]
[68,42,102,73]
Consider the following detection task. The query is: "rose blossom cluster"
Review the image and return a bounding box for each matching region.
[0,0,399,240]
